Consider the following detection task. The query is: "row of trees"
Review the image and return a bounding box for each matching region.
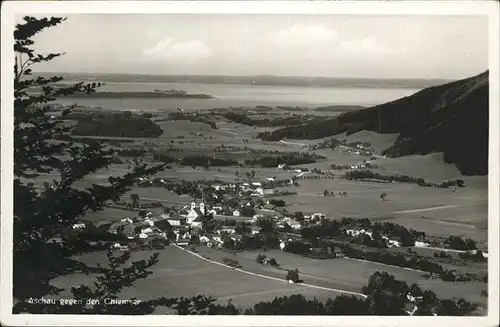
[168,112,217,129]
[242,271,477,315]
[444,235,478,250]
[255,254,279,267]
[222,233,281,251]
[71,112,164,138]
[244,153,320,168]
[343,245,482,282]
[223,112,319,128]
[300,217,421,247]
[344,170,466,188]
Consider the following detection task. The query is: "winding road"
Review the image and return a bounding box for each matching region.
[173,244,368,299]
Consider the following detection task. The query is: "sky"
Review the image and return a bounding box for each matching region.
[27,14,488,79]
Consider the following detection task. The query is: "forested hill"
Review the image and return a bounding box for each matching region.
[259,71,489,176]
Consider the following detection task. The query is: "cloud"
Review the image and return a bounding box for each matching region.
[242,28,254,33]
[142,38,211,62]
[339,37,405,55]
[271,24,339,45]
[268,24,404,61]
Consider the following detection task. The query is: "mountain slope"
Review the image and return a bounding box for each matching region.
[258,71,489,175]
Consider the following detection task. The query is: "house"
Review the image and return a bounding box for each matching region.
[387,237,402,248]
[144,218,155,227]
[147,216,173,231]
[233,210,241,217]
[121,218,134,224]
[277,164,287,170]
[253,213,264,222]
[249,226,261,235]
[141,226,154,234]
[407,293,423,303]
[415,241,430,248]
[333,247,344,258]
[190,217,204,229]
[287,220,302,230]
[122,222,147,236]
[230,234,243,242]
[219,226,236,234]
[199,235,211,244]
[174,230,191,241]
[72,223,86,230]
[311,213,326,220]
[95,219,115,231]
[252,182,262,187]
[177,239,190,245]
[108,221,127,234]
[212,235,223,244]
[167,217,187,226]
[266,177,275,182]
[256,187,275,196]
[262,203,276,211]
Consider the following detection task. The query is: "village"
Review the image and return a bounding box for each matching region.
[70,170,434,255]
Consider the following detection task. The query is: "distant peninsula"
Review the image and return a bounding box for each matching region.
[66,89,215,99]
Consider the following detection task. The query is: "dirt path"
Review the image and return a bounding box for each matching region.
[393,204,460,214]
[173,244,368,298]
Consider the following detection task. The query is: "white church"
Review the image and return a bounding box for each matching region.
[186,201,206,224]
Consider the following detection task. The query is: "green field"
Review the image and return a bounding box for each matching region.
[192,246,487,306]
[82,207,137,223]
[50,246,339,312]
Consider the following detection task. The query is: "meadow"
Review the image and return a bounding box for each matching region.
[193,247,487,306]
[50,246,338,313]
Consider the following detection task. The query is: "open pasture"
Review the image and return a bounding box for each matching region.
[379,216,487,243]
[195,247,486,306]
[50,246,337,312]
[277,178,487,240]
[336,130,399,154]
[372,153,464,181]
[81,207,136,223]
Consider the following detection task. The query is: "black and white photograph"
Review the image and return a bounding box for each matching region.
[1,1,499,326]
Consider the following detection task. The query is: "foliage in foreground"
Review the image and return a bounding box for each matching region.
[12,15,225,315]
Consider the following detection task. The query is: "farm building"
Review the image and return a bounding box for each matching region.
[167,217,187,227]
[387,237,402,248]
[262,203,276,211]
[249,226,262,235]
[219,226,236,234]
[252,213,264,222]
[256,187,275,196]
[190,217,204,229]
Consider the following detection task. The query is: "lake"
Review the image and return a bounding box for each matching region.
[55,81,421,112]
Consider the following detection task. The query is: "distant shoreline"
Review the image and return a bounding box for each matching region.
[65,91,215,99]
[33,72,453,89]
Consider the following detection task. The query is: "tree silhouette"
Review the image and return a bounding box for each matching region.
[286,269,300,283]
[12,16,229,315]
[130,193,140,208]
